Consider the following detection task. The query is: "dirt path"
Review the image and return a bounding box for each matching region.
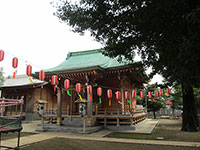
[157,119,200,142]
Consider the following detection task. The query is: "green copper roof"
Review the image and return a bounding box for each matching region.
[44,49,138,74]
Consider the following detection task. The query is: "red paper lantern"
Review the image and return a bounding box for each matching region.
[76,83,81,93]
[39,70,45,81]
[26,65,32,76]
[52,75,58,85]
[166,101,172,105]
[107,89,112,99]
[167,88,171,94]
[132,90,136,99]
[148,92,152,99]
[140,91,144,98]
[115,91,120,100]
[160,89,163,96]
[87,85,92,94]
[64,79,70,90]
[97,87,102,97]
[0,50,4,61]
[125,91,129,100]
[154,90,159,97]
[12,57,18,68]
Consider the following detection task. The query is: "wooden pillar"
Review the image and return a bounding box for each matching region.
[57,87,62,125]
[119,73,126,114]
[85,74,93,125]
[95,105,98,116]
[120,80,125,114]
[117,109,120,126]
[70,89,73,120]
[87,90,93,125]
[104,109,107,126]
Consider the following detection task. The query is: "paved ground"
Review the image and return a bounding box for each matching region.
[1,119,200,149]
[119,119,158,134]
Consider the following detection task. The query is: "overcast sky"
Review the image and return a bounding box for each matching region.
[0,0,162,83]
[0,0,102,76]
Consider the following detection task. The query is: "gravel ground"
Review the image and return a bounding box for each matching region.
[20,138,200,150]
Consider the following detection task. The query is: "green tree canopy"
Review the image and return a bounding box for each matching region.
[55,0,200,131]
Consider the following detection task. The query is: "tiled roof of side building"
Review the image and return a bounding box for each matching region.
[44,49,139,74]
[1,75,47,88]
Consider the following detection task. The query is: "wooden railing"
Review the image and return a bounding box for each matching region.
[96,107,145,116]
[95,107,146,126]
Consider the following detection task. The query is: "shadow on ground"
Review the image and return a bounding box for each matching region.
[106,119,200,142]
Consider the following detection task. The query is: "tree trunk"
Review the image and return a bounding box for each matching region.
[181,83,199,132]
[153,111,156,119]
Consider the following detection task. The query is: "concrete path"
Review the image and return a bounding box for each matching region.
[119,119,159,134]
[1,119,200,149]
[2,131,200,148]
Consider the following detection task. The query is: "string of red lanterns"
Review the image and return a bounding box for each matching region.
[0,50,172,102]
[76,83,81,93]
[116,91,123,105]
[107,89,112,106]
[97,87,102,97]
[167,88,171,94]
[125,91,132,104]
[125,91,129,100]
[36,72,172,106]
[39,70,45,81]
[132,90,136,99]
[0,50,4,61]
[64,79,71,96]
[64,79,70,90]
[26,65,32,76]
[87,85,93,101]
[148,91,152,99]
[12,57,18,78]
[52,75,58,92]
[160,89,164,96]
[0,49,45,79]
[140,91,144,99]
[154,90,159,97]
[115,91,120,100]
[97,87,102,104]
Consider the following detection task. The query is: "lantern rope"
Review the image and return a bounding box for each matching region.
[3,50,45,69]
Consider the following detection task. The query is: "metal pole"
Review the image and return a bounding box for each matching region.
[17,130,21,149]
